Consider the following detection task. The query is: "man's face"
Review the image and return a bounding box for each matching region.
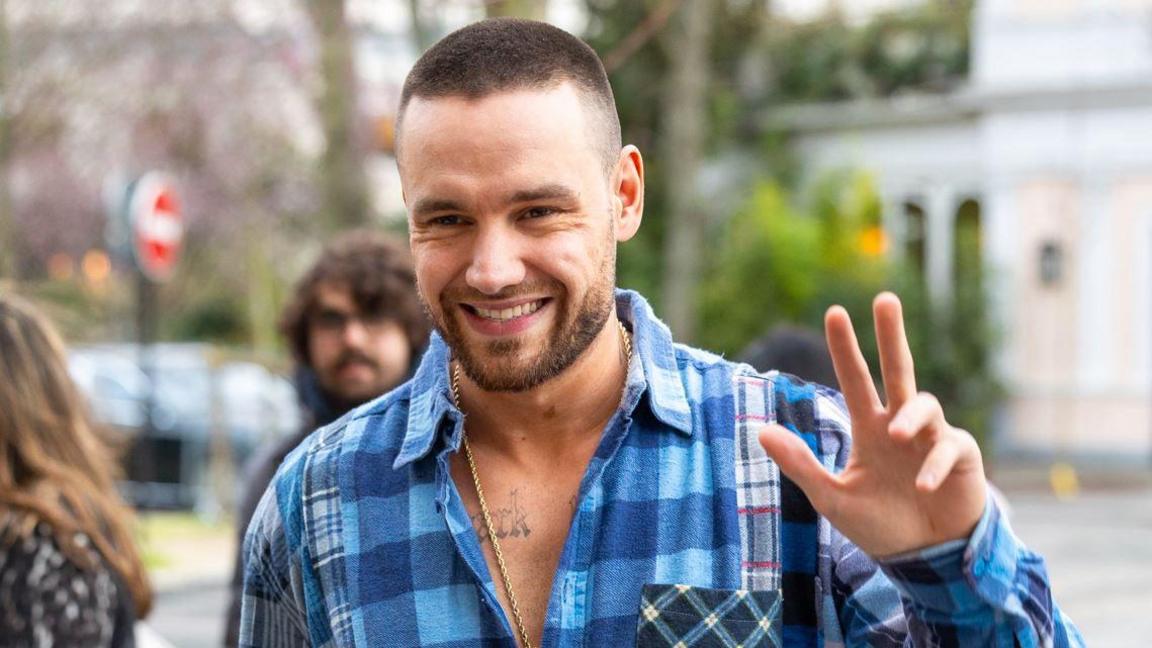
[307,282,412,405]
[399,84,638,392]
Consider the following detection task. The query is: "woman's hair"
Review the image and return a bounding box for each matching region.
[0,293,153,617]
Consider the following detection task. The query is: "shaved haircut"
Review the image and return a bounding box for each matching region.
[397,18,622,173]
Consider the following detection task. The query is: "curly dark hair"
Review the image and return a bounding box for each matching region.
[279,230,429,366]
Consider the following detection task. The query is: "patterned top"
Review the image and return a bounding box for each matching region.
[241,289,1083,647]
[0,521,136,648]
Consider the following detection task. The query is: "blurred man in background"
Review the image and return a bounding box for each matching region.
[223,230,428,646]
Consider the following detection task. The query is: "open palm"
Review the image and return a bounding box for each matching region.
[758,292,987,558]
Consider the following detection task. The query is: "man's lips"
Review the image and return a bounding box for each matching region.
[461,298,548,322]
[457,297,552,335]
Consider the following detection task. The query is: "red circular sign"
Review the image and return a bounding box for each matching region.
[130,173,183,282]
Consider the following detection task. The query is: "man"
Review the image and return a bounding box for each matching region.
[225,230,428,646]
[241,20,1082,647]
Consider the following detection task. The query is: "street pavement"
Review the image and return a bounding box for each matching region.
[1005,487,1152,647]
[151,580,230,647]
[148,485,1152,647]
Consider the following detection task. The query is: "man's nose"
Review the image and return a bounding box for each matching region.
[341,317,370,347]
[465,225,526,295]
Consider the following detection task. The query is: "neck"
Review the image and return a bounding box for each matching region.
[454,313,629,460]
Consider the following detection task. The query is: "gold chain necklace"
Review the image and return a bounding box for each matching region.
[450,320,632,648]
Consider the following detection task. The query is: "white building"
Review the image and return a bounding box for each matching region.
[774,0,1152,462]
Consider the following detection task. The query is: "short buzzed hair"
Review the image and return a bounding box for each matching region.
[397,18,622,171]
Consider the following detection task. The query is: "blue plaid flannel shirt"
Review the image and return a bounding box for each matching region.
[241,289,1083,647]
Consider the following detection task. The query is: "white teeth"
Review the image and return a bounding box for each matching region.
[475,300,542,322]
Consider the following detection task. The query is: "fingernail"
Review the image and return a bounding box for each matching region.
[918,472,936,488]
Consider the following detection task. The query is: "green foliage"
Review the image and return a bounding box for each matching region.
[698,171,1000,448]
[698,182,819,353]
[167,293,249,344]
[698,170,887,356]
[18,280,120,344]
[763,0,973,102]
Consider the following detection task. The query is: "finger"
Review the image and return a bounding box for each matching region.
[915,430,981,492]
[758,424,839,510]
[873,292,917,411]
[915,436,961,491]
[824,305,882,417]
[888,392,945,444]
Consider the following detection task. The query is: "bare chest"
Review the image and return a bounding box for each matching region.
[450,454,585,645]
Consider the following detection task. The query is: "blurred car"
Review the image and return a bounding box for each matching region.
[68,343,301,511]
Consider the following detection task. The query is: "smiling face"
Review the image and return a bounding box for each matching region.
[399,83,642,392]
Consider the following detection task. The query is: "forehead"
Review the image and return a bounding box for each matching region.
[312,282,355,309]
[397,84,604,194]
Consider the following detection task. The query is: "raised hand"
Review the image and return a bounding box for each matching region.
[758,292,987,558]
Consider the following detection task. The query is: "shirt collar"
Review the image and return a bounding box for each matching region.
[393,330,458,469]
[392,289,693,470]
[618,289,693,435]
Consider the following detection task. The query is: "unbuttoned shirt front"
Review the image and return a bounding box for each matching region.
[240,290,1083,648]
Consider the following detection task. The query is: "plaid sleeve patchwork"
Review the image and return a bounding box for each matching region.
[239,486,312,648]
[879,498,1086,647]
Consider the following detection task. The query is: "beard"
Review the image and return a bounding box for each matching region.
[422,254,617,393]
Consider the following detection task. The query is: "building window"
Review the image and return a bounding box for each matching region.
[1039,240,1064,287]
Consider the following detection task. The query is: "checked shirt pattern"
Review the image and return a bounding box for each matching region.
[240,289,1084,648]
[637,584,782,648]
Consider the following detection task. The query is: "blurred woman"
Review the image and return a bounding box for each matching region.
[0,294,153,647]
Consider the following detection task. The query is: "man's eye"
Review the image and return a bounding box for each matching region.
[429,215,463,226]
[313,311,348,331]
[522,206,557,219]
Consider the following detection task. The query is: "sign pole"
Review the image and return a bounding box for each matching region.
[135,267,157,486]
[122,171,183,500]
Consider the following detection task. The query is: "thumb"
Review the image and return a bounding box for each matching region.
[758,424,836,510]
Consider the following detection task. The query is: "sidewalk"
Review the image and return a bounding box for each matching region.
[140,512,236,592]
[1002,486,1152,646]
[141,512,237,647]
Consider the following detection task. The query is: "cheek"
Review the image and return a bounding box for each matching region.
[370,328,413,370]
[545,231,611,283]
[414,251,455,304]
[308,334,337,368]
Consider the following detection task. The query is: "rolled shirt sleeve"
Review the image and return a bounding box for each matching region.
[877,495,1086,647]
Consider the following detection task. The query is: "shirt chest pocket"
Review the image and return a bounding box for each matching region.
[635,583,782,647]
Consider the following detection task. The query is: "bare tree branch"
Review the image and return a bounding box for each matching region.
[601,0,682,74]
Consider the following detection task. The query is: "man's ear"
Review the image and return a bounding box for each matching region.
[612,145,644,242]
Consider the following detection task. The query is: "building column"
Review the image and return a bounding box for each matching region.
[925,184,957,307]
[881,193,907,264]
[1078,176,1111,389]
[981,178,1015,382]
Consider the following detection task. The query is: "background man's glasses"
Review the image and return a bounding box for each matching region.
[310,309,391,334]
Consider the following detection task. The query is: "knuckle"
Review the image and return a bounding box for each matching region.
[914,391,942,415]
[948,427,979,453]
[960,429,981,454]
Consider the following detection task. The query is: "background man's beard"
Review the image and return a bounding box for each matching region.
[429,279,615,392]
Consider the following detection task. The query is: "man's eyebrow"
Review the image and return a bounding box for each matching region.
[411,198,466,216]
[411,185,579,216]
[505,184,580,204]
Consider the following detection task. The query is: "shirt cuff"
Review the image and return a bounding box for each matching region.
[876,491,1023,618]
